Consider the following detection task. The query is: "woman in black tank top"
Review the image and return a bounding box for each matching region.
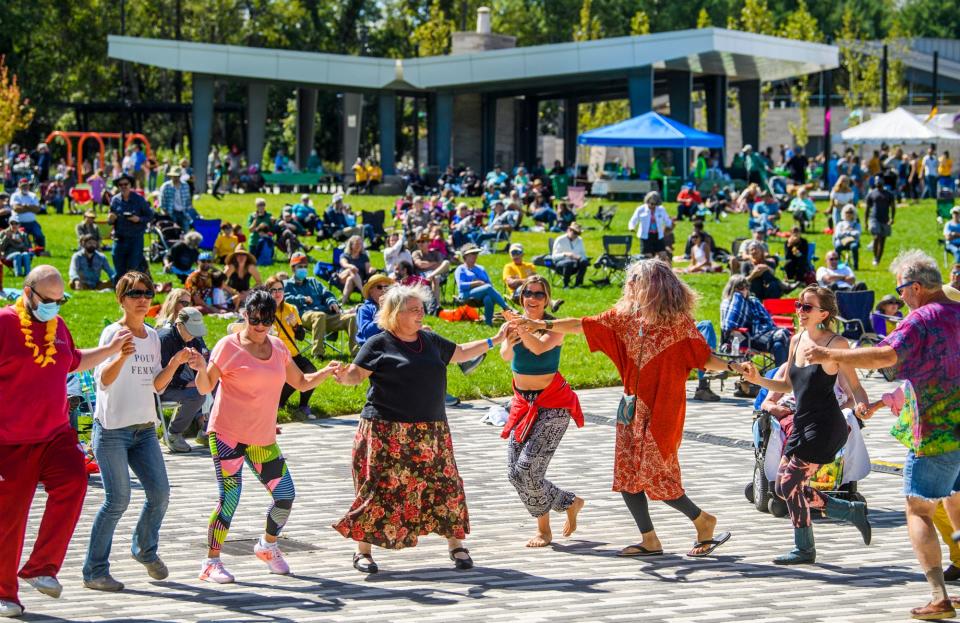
[740,286,872,565]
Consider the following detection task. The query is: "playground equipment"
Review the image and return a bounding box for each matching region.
[45,131,154,173]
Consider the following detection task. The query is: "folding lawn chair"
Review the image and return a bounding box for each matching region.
[592,235,633,285]
[191,218,222,250]
[761,298,798,333]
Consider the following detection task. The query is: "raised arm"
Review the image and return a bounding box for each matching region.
[333,363,373,386]
[154,348,193,393]
[450,322,510,364]
[285,359,340,392]
[518,316,584,335]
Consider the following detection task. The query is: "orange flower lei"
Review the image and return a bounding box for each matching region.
[14,296,57,368]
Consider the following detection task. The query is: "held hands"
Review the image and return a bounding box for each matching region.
[856,400,883,420]
[110,329,135,357]
[186,349,206,372]
[736,361,761,384]
[172,347,194,366]
[320,360,342,378]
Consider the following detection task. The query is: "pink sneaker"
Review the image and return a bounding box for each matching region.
[199,559,235,584]
[254,541,290,575]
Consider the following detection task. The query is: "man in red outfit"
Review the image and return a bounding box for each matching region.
[0,265,131,617]
[675,182,704,222]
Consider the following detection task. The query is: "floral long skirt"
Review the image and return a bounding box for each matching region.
[332,419,470,549]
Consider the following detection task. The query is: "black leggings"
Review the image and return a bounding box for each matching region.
[279,353,317,409]
[621,491,702,534]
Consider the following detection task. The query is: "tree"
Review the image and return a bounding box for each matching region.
[630,10,651,36]
[573,0,601,42]
[739,0,777,36]
[412,0,455,56]
[884,12,910,109]
[697,8,712,29]
[0,56,33,148]
[836,5,882,121]
[779,0,822,146]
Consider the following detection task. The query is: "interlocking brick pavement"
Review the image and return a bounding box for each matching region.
[14,375,936,622]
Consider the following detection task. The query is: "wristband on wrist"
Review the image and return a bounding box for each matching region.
[726,361,736,373]
[486,337,494,349]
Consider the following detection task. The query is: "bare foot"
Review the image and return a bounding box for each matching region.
[563,497,585,537]
[526,531,553,547]
[690,511,718,555]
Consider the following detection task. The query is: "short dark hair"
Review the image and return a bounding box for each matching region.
[244,288,277,319]
[80,234,97,245]
[116,271,154,301]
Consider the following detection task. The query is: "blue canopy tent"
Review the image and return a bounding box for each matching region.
[577,111,725,180]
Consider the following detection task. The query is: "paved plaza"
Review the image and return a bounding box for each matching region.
[17,375,932,622]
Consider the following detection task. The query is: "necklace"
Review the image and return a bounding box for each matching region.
[394,332,423,353]
[14,297,57,368]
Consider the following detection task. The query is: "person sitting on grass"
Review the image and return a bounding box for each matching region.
[749,190,781,234]
[788,187,816,232]
[0,219,33,277]
[164,231,203,283]
[412,231,452,304]
[69,234,115,290]
[213,221,238,264]
[679,230,717,274]
[675,181,702,221]
[75,210,102,249]
[247,198,273,250]
[740,240,793,300]
[356,274,395,348]
[291,194,319,234]
[816,251,866,292]
[703,184,730,222]
[284,252,357,359]
[184,253,217,314]
[383,231,413,278]
[454,245,511,326]
[223,247,263,310]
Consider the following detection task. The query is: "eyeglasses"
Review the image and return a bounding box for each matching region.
[117,182,130,188]
[895,280,918,295]
[123,289,155,300]
[246,315,272,326]
[268,287,284,293]
[795,301,822,313]
[521,290,547,301]
[31,291,69,306]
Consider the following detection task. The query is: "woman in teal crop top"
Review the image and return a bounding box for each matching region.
[500,275,584,548]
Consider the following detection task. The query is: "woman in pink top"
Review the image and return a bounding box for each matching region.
[191,290,337,583]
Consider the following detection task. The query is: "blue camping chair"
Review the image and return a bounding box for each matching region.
[836,290,876,341]
[314,247,344,288]
[191,218,222,250]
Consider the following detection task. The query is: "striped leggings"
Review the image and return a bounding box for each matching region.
[207,433,295,552]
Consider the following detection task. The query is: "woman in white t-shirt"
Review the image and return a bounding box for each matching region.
[83,272,193,592]
[829,176,855,230]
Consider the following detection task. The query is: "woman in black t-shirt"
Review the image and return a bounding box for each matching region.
[332,283,509,574]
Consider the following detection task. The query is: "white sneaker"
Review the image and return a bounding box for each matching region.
[254,541,291,575]
[199,558,235,584]
[24,575,62,599]
[0,600,22,618]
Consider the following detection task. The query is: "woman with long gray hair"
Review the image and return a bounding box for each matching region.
[517,259,736,557]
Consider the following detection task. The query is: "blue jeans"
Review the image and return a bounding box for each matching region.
[18,220,45,248]
[533,207,557,226]
[83,420,170,581]
[752,329,790,367]
[924,175,938,199]
[5,251,31,276]
[903,449,960,499]
[464,284,508,325]
[696,320,717,380]
[947,241,960,264]
[169,210,191,232]
[113,236,145,278]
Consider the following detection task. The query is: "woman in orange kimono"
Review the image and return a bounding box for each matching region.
[518,259,738,557]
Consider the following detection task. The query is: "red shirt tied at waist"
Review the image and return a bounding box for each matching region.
[502,372,584,443]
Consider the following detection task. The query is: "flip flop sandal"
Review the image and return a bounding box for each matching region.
[617,544,664,557]
[687,531,732,557]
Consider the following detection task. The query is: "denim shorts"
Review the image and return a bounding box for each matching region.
[903,449,960,500]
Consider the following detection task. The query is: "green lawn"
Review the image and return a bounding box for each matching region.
[3,192,950,420]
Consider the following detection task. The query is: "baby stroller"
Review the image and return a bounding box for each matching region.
[66,371,101,475]
[744,368,870,517]
[148,218,183,264]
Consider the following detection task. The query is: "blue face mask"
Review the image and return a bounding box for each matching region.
[294,268,308,281]
[30,295,61,322]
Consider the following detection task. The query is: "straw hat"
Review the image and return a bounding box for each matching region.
[362,274,396,300]
[225,245,256,266]
[459,244,482,257]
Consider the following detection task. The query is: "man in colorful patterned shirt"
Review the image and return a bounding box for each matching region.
[806,249,960,620]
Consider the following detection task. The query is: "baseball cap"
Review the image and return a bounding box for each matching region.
[176,307,208,338]
[509,243,524,254]
[198,252,213,262]
[289,252,308,266]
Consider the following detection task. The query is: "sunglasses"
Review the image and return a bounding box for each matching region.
[117,182,130,188]
[123,289,155,300]
[32,291,69,306]
[246,315,272,326]
[521,290,547,301]
[510,250,523,256]
[268,287,284,293]
[794,301,822,313]
[895,281,918,295]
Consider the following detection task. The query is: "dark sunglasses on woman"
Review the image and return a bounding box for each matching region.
[521,290,547,301]
[123,289,155,300]
[794,301,821,313]
[246,315,272,326]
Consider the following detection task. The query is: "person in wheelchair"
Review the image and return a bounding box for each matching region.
[720,275,790,366]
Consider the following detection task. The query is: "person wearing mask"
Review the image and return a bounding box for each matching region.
[0,219,33,277]
[550,222,590,289]
[453,245,512,325]
[164,231,203,283]
[158,167,192,231]
[805,250,960,620]
[266,275,319,420]
[83,272,193,591]
[191,290,339,582]
[157,306,211,452]
[628,191,673,256]
[284,252,357,359]
[69,234,115,290]
[865,175,896,266]
[0,266,131,616]
[108,173,153,278]
[332,284,510,573]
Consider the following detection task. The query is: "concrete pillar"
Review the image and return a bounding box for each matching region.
[627,66,654,176]
[704,75,728,164]
[481,94,497,174]
[514,97,538,169]
[246,83,268,170]
[667,70,693,178]
[296,87,317,170]
[739,79,761,152]
[378,93,396,175]
[191,74,214,194]
[452,94,482,172]
[342,92,363,180]
[563,98,578,167]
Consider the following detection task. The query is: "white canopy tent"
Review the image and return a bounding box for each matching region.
[839,107,960,144]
